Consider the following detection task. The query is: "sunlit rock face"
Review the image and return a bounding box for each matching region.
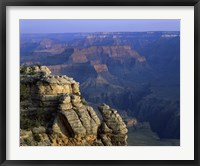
[98,104,128,146]
[20,66,128,146]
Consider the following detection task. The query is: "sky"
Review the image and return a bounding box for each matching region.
[20,19,180,33]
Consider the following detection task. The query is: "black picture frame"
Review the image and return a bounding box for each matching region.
[0,0,199,165]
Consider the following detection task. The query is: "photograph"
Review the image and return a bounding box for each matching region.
[19,19,180,146]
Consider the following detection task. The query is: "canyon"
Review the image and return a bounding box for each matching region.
[20,32,180,145]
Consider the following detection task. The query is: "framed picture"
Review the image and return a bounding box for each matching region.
[0,0,199,165]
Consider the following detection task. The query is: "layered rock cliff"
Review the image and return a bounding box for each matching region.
[70,46,143,63]
[20,66,128,146]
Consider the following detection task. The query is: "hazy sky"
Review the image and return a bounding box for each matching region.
[20,19,180,33]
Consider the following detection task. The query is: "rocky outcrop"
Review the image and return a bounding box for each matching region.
[20,66,128,146]
[98,104,128,146]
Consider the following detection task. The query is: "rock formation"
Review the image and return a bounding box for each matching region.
[98,104,128,146]
[20,66,128,146]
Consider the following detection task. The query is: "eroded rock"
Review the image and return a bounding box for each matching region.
[20,66,128,146]
[99,103,128,146]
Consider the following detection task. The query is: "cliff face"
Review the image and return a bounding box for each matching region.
[70,46,143,63]
[20,66,128,146]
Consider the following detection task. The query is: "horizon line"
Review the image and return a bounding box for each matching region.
[20,31,180,35]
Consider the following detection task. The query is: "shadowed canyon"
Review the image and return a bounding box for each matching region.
[20,32,180,146]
